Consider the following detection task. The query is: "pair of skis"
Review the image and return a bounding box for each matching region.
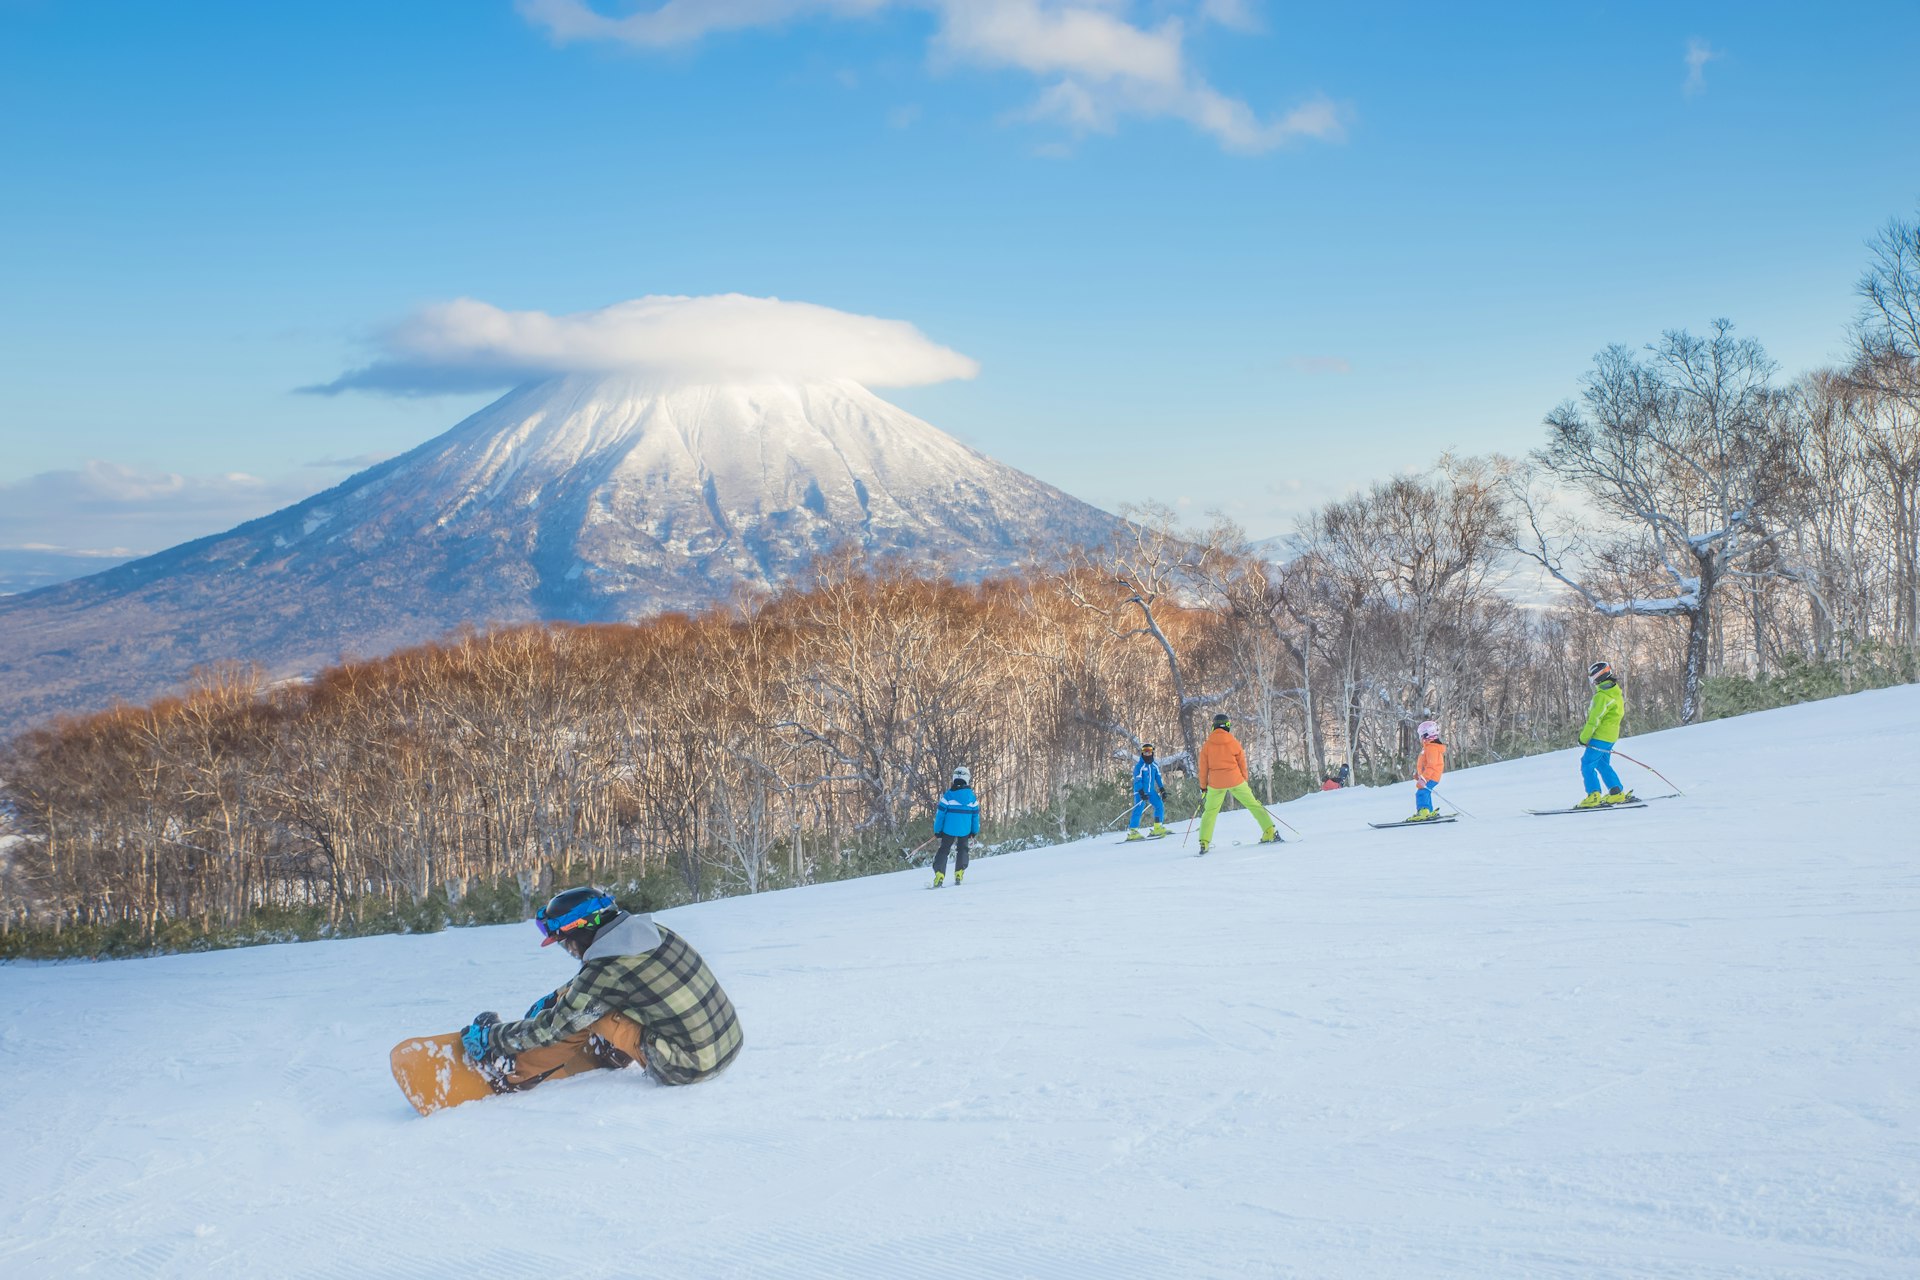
[1194,834,1286,856]
[1526,792,1680,815]
[1369,793,1680,828]
[1368,814,1461,829]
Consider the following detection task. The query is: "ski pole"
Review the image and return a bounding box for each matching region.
[903,836,937,865]
[1180,792,1206,848]
[1269,810,1303,838]
[1439,793,1475,819]
[1610,749,1685,796]
[1101,802,1135,832]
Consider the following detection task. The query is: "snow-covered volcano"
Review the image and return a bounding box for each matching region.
[0,376,1117,731]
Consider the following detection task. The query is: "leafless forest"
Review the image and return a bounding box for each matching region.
[3,213,1918,949]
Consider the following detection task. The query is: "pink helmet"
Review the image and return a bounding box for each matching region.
[1417,720,1440,741]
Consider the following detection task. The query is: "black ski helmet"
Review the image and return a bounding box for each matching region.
[535,886,619,948]
[1588,660,1615,684]
[1212,713,1231,730]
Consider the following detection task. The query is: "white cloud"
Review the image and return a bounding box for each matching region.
[0,461,319,559]
[515,0,892,47]
[305,453,396,470]
[309,294,981,395]
[1684,38,1719,97]
[1197,0,1262,33]
[933,4,1184,86]
[518,0,1345,152]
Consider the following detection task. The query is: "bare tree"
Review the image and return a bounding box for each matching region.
[1057,504,1234,773]
[1513,321,1804,722]
[1857,209,1920,371]
[1847,216,1920,641]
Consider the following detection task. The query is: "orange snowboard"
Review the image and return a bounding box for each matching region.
[390,1032,498,1115]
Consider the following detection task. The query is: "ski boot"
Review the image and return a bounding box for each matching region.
[1197,841,1210,855]
[1405,808,1437,822]
[1258,829,1283,844]
[1575,791,1606,809]
[462,1014,521,1093]
[954,869,965,885]
[1125,828,1146,842]
[1151,822,1170,837]
[931,871,944,888]
[1601,787,1636,804]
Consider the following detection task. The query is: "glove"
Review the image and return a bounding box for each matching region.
[1577,736,1589,746]
[524,992,557,1020]
[461,1012,501,1064]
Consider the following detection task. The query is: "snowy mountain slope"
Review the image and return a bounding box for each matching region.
[0,375,1118,734]
[2,688,1915,1278]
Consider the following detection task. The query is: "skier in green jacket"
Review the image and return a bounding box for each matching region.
[1576,660,1634,808]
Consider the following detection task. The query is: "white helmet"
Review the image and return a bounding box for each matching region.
[952,765,971,785]
[1417,720,1440,741]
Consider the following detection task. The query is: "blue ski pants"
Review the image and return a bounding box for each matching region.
[1415,782,1436,812]
[1130,791,1165,827]
[1581,739,1623,794]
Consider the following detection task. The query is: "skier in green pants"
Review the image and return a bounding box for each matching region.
[1195,713,1280,853]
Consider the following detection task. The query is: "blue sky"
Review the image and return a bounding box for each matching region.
[2,0,1916,581]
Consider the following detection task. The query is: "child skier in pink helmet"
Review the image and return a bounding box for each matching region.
[1406,720,1446,821]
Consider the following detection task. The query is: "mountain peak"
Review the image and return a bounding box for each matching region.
[0,378,1117,732]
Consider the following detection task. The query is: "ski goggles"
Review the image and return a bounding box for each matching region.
[533,895,614,946]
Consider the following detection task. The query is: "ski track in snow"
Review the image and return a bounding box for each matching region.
[3,689,1918,1278]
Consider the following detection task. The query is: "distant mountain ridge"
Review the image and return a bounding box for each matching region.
[0,375,1118,734]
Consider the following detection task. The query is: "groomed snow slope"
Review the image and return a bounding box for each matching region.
[3,688,1916,1279]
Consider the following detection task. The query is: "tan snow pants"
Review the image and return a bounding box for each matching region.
[501,1012,647,1091]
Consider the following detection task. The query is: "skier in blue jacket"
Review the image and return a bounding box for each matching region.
[932,766,981,887]
[1126,743,1171,841]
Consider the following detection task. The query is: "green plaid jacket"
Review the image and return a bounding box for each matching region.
[493,918,743,1086]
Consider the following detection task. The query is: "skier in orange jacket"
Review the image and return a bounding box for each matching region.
[1405,719,1446,821]
[1195,713,1279,853]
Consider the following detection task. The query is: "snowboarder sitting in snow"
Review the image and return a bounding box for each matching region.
[1319,774,1342,791]
[459,887,743,1093]
[1576,660,1635,808]
[1126,742,1171,841]
[1406,719,1445,821]
[932,766,980,887]
[1196,713,1280,853]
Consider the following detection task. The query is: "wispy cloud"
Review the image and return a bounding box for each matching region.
[305,453,396,470]
[1684,38,1720,97]
[307,293,980,396]
[517,0,1345,152]
[1197,0,1263,34]
[0,461,320,560]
